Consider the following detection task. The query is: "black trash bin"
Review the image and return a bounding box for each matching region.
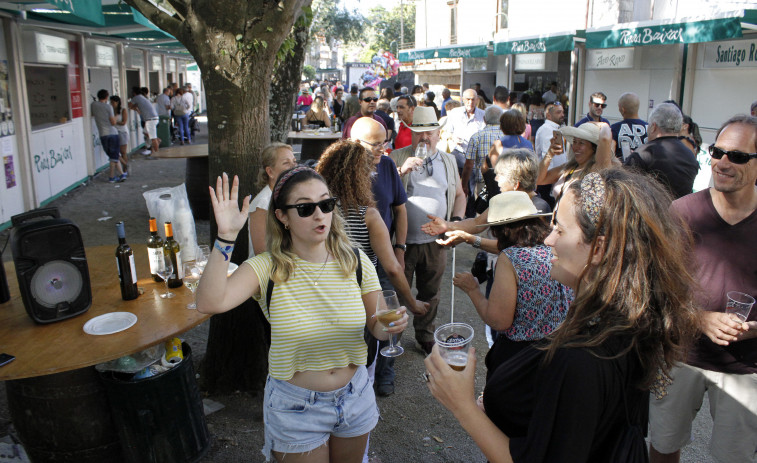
[101,343,210,463]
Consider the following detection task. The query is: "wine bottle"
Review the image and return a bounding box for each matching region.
[147,217,164,282]
[163,222,183,288]
[115,222,139,301]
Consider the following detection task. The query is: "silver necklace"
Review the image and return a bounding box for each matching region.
[299,253,330,286]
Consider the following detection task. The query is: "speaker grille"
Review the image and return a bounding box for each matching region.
[30,260,84,308]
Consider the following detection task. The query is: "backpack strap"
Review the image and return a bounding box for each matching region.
[265,247,363,315]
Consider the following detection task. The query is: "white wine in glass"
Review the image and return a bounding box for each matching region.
[376,290,404,357]
[183,262,201,309]
[414,143,428,172]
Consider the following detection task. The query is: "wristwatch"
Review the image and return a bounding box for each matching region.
[472,236,482,248]
[393,243,407,251]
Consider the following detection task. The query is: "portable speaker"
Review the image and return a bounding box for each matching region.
[10,208,92,324]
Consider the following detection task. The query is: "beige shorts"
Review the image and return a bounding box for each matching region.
[649,363,757,461]
[144,119,158,140]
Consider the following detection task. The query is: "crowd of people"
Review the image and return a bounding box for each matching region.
[194,78,757,463]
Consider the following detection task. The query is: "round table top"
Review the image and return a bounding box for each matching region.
[0,244,211,381]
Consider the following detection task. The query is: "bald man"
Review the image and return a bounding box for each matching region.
[446,88,486,176]
[350,117,408,396]
[611,92,648,159]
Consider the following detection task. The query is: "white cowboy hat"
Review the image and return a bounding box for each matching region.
[560,122,601,145]
[408,106,447,132]
[479,191,552,227]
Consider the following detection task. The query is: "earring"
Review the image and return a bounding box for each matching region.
[284,223,289,230]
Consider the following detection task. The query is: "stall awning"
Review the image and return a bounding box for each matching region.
[399,42,489,62]
[493,31,580,55]
[585,10,755,49]
[9,0,104,26]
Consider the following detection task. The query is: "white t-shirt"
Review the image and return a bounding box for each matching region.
[248,185,272,257]
[182,91,194,113]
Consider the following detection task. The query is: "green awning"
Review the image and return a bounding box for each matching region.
[586,12,747,49]
[399,43,489,62]
[49,0,104,25]
[493,31,578,55]
[187,63,199,71]
[22,0,104,27]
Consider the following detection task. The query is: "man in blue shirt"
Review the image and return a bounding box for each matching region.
[440,88,452,117]
[610,92,648,159]
[575,91,610,126]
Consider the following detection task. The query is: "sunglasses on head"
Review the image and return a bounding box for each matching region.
[708,145,757,164]
[282,197,337,217]
[362,97,379,103]
[591,101,607,108]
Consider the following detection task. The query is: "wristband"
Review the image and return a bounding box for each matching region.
[472,236,482,248]
[216,236,235,245]
[393,243,407,251]
[451,216,463,222]
[214,240,234,261]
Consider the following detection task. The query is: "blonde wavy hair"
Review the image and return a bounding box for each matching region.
[256,143,293,190]
[266,168,357,283]
[316,140,376,211]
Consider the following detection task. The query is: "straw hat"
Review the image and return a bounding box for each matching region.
[560,122,601,145]
[479,191,552,227]
[408,106,447,132]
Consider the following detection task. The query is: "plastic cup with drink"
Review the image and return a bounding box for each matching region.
[434,322,474,371]
[726,291,755,323]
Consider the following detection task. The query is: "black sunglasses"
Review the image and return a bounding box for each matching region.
[591,102,607,108]
[361,97,379,103]
[709,145,757,165]
[282,197,338,217]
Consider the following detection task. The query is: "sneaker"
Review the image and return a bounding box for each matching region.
[108,176,119,183]
[119,174,127,182]
[121,171,128,178]
[141,149,151,155]
[375,383,395,397]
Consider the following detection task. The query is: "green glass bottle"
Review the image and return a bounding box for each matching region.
[163,222,183,288]
[147,217,164,282]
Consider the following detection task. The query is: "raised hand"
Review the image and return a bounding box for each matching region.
[209,173,251,240]
[436,230,473,247]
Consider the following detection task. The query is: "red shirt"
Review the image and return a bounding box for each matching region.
[394,121,412,149]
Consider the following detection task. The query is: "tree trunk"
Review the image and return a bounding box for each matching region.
[270,20,311,142]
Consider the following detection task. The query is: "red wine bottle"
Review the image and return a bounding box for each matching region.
[115,221,139,300]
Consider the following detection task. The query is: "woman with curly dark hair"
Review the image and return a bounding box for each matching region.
[425,168,700,462]
[316,140,427,318]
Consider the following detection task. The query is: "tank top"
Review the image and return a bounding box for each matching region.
[341,206,378,268]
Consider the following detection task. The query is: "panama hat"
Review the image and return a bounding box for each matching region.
[408,106,447,132]
[560,122,601,145]
[479,191,552,227]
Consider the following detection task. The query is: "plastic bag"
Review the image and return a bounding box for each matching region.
[143,183,198,261]
[95,344,165,374]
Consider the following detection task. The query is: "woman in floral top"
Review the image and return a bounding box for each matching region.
[453,191,573,378]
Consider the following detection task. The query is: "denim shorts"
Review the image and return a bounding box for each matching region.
[261,365,379,461]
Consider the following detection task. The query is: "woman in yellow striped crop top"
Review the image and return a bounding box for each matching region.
[197,167,408,462]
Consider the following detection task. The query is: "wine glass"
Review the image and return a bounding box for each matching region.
[196,245,210,272]
[414,142,428,172]
[182,262,201,309]
[156,254,175,299]
[376,290,404,357]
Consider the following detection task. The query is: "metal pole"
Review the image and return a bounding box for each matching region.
[400,0,404,47]
[450,246,456,323]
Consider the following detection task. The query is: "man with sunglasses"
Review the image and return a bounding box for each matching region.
[391,107,466,355]
[649,114,757,463]
[341,87,388,139]
[575,91,610,127]
[623,103,697,199]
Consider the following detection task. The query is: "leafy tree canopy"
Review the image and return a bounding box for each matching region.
[357,3,415,62]
[311,0,364,45]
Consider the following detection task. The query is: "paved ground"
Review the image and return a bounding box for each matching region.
[0,120,716,462]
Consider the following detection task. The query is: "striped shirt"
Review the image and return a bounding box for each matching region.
[341,206,378,268]
[246,250,381,380]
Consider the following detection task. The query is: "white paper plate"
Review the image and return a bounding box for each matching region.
[227,263,238,275]
[83,312,138,335]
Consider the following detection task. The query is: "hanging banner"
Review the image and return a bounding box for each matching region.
[586,15,742,49]
[399,43,488,61]
[494,34,575,55]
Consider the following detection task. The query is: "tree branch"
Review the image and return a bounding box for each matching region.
[122,0,185,40]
